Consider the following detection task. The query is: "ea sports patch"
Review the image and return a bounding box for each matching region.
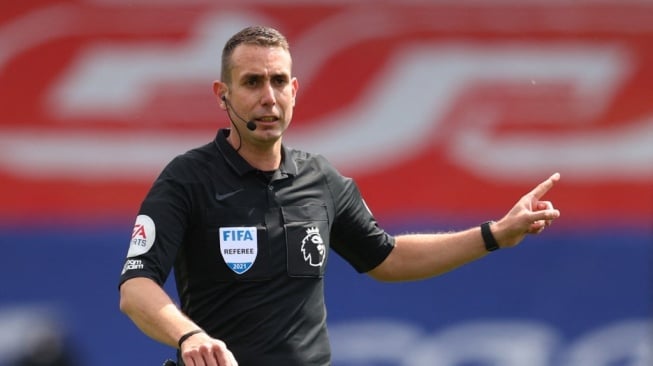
[219,227,257,274]
[127,215,156,258]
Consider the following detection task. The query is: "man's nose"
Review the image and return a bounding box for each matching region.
[260,83,276,106]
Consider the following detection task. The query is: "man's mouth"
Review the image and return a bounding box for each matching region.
[256,116,278,122]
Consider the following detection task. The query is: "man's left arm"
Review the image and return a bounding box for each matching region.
[368,173,561,282]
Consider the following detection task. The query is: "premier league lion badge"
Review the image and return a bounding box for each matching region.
[301,227,325,267]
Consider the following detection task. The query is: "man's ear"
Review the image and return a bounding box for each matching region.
[213,80,227,109]
[291,77,299,106]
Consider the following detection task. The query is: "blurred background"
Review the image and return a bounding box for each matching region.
[1,0,651,365]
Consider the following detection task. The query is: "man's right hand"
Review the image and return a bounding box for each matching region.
[180,332,238,366]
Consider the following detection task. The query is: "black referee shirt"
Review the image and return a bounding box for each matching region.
[119,129,395,365]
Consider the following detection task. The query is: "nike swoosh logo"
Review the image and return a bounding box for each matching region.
[215,188,244,201]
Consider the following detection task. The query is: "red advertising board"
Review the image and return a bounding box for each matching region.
[1,1,651,225]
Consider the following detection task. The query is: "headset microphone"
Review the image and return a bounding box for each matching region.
[246,120,257,131]
[222,95,257,131]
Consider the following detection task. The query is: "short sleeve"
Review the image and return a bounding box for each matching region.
[320,158,395,273]
[118,157,192,288]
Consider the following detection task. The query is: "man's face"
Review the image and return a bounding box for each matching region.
[220,44,298,146]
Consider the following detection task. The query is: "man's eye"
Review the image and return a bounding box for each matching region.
[273,77,288,86]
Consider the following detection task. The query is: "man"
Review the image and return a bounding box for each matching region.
[118,25,560,366]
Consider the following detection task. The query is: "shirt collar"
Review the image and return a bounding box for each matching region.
[214,129,297,178]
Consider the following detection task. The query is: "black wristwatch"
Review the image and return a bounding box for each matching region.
[480,221,500,252]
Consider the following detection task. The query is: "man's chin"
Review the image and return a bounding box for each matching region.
[253,129,284,144]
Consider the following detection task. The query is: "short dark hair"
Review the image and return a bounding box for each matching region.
[221,26,291,83]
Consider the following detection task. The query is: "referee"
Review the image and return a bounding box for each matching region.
[118,25,561,366]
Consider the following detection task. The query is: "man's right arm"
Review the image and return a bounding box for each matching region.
[119,277,199,348]
[119,277,239,365]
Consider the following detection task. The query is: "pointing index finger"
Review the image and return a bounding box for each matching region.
[530,172,561,199]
